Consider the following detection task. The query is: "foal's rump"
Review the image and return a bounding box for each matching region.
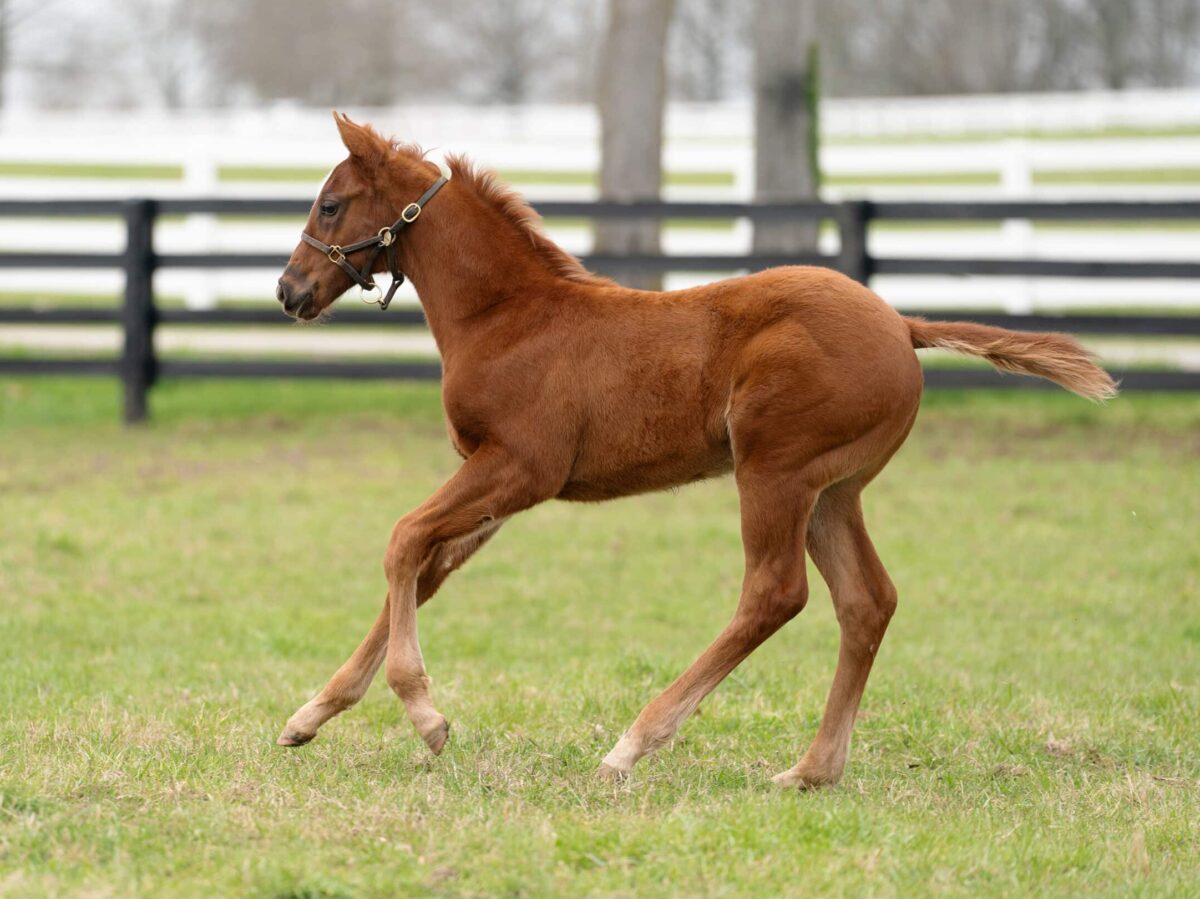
[905,317,1118,401]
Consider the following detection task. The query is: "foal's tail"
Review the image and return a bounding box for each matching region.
[906,317,1119,401]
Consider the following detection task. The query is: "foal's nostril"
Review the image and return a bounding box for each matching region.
[276,280,313,315]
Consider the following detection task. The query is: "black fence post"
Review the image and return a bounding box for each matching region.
[835,199,873,285]
[121,199,157,424]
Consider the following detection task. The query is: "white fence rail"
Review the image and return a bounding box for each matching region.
[1,92,1199,313]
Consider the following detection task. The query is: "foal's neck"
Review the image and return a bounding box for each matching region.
[391,173,566,354]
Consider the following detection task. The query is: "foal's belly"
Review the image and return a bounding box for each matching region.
[557,439,733,502]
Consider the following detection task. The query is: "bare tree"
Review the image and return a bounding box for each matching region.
[841,0,1015,95]
[428,0,600,104]
[0,0,43,109]
[6,0,1200,110]
[0,0,8,108]
[204,0,409,106]
[1082,0,1200,88]
[752,0,819,256]
[595,0,676,290]
[16,4,143,109]
[1020,0,1093,91]
[1087,0,1138,89]
[1141,0,1200,86]
[669,0,749,101]
[816,0,1200,96]
[119,0,211,109]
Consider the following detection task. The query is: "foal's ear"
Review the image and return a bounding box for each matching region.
[332,111,387,169]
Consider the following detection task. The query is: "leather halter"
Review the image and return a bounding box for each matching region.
[300,175,447,310]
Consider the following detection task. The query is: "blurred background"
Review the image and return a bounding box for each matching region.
[6,0,1199,107]
[1,0,1199,412]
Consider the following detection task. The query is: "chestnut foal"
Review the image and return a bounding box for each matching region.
[274,114,1116,788]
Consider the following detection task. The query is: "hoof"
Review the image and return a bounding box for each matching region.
[422,717,450,755]
[771,766,839,790]
[276,728,315,747]
[596,763,629,783]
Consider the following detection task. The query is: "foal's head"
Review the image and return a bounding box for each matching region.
[276,113,441,320]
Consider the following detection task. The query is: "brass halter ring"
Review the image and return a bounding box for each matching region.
[359,283,385,306]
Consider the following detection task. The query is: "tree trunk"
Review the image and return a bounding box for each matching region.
[595,0,675,290]
[0,0,9,111]
[1092,0,1137,89]
[752,0,820,256]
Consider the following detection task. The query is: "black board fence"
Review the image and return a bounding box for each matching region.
[1,197,1199,422]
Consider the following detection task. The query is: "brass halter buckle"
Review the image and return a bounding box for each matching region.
[297,173,446,312]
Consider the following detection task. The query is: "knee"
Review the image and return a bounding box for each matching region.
[743,567,809,631]
[383,519,425,578]
[775,580,810,622]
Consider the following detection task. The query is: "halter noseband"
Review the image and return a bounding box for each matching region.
[300,175,448,310]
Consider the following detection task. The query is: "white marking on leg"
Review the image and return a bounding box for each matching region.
[601,732,643,773]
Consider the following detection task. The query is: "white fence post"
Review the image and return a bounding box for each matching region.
[1001,138,1035,314]
[182,150,219,309]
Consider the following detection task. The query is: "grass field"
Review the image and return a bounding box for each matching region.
[1,379,1198,897]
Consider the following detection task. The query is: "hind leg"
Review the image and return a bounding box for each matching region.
[599,469,818,779]
[773,484,897,788]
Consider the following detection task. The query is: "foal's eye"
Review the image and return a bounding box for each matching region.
[319,200,339,217]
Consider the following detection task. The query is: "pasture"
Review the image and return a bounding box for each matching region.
[1,378,1197,897]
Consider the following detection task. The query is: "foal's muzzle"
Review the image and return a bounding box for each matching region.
[276,277,315,319]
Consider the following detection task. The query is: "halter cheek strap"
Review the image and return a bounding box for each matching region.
[300,175,448,310]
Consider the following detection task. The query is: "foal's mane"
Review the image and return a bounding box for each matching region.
[390,141,612,286]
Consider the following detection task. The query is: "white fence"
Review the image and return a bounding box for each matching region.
[1,92,1199,316]
[822,87,1200,138]
[4,88,1200,198]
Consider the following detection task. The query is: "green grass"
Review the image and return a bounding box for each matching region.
[0,291,196,310]
[832,168,1200,188]
[831,171,1002,187]
[825,123,1200,145]
[1034,167,1200,185]
[1,379,1198,897]
[0,290,121,308]
[0,161,183,180]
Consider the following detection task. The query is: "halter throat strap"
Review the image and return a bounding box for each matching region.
[300,174,448,310]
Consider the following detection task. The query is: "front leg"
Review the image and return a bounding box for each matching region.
[276,527,502,748]
[380,446,553,752]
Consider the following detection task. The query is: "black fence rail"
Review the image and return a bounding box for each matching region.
[1,197,1199,422]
